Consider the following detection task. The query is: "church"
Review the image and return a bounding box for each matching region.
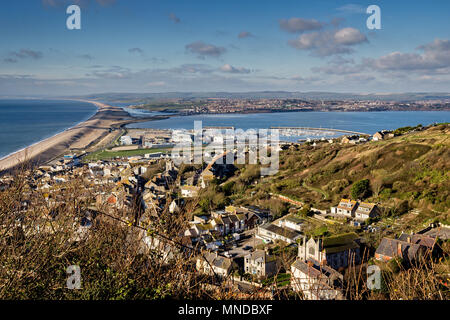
[297,233,361,270]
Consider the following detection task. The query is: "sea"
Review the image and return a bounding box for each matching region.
[0,99,97,160]
[0,99,449,159]
[126,111,450,141]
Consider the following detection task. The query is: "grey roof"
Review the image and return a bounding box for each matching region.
[260,223,301,240]
[229,215,239,223]
[204,252,232,270]
[284,215,305,224]
[398,233,436,249]
[375,238,422,262]
[222,216,232,225]
[424,227,450,240]
[292,259,342,281]
[245,249,266,263]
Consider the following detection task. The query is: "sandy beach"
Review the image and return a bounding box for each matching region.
[0,101,131,172]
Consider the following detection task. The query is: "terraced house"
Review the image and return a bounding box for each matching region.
[256,222,302,244]
[331,199,379,221]
[375,233,436,265]
[332,199,358,217]
[354,202,380,221]
[196,252,233,277]
[244,250,277,278]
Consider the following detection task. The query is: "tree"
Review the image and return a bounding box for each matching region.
[351,179,371,200]
[298,204,311,218]
[394,200,409,216]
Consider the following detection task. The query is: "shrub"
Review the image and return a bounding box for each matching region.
[351,179,371,200]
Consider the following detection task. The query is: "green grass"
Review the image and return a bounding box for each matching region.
[262,273,291,287]
[302,181,329,199]
[84,147,171,161]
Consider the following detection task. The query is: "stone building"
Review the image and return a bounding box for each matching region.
[244,250,277,278]
[291,259,344,300]
[297,233,361,270]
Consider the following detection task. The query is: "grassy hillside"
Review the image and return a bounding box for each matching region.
[227,124,449,226]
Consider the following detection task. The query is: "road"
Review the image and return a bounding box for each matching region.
[225,229,265,258]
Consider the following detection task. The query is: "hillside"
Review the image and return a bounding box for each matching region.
[225,124,449,228]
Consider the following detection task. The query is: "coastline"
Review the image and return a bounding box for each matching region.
[0,100,132,172]
[0,99,98,162]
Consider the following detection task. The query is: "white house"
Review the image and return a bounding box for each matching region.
[291,259,344,300]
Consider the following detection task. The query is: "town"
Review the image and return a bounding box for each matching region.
[129,97,450,115]
[1,121,448,300]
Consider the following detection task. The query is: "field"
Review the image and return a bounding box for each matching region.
[83,147,172,161]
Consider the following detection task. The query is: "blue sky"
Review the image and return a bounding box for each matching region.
[1,0,449,95]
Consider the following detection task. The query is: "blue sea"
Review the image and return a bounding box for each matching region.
[127,111,450,141]
[1,99,449,160]
[0,99,97,159]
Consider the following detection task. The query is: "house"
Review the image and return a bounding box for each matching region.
[200,168,215,188]
[241,206,272,227]
[291,259,344,300]
[297,233,361,270]
[375,237,424,264]
[244,210,265,229]
[244,250,277,278]
[373,131,387,141]
[210,217,225,234]
[210,209,246,235]
[256,223,302,244]
[398,233,436,250]
[423,226,450,241]
[341,135,360,144]
[181,185,200,198]
[196,252,233,277]
[375,234,435,264]
[331,199,358,218]
[354,202,380,221]
[276,214,306,232]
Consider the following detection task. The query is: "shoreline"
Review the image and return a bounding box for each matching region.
[0,100,132,173]
[0,100,98,162]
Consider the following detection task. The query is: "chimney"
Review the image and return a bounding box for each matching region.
[397,242,402,256]
[406,236,411,243]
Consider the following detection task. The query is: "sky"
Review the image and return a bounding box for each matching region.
[0,0,449,95]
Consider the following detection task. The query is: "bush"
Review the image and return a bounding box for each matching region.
[298,204,311,218]
[351,179,371,200]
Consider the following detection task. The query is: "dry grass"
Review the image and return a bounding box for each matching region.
[0,163,448,300]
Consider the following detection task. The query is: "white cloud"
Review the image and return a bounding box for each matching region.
[219,64,251,74]
[334,28,367,45]
[185,41,226,58]
[288,28,367,56]
[365,39,450,72]
[238,31,254,39]
[279,17,323,33]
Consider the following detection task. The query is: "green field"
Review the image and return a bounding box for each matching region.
[83,147,171,161]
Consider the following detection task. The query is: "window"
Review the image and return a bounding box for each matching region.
[309,246,315,256]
